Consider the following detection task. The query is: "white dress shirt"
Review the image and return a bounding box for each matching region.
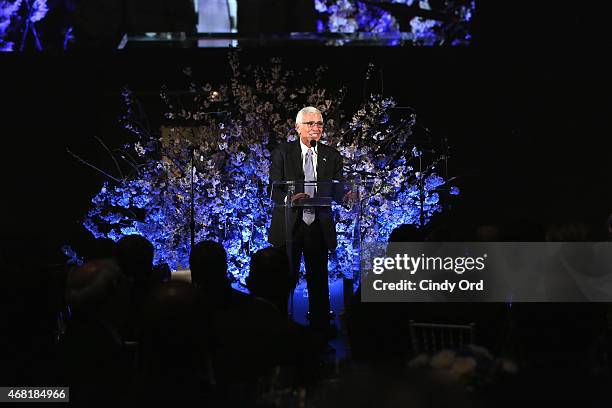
[300,140,318,180]
[197,0,230,32]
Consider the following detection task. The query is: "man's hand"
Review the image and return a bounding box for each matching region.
[291,192,310,204]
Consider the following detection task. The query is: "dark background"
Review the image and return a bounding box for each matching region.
[1,2,610,262]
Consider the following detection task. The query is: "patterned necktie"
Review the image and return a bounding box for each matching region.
[303,148,316,225]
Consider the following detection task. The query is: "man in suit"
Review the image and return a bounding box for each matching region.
[268,106,344,336]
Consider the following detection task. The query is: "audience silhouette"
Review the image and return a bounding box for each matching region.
[5,216,612,406]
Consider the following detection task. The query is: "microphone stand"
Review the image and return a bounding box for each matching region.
[190,146,197,251]
[418,150,425,227]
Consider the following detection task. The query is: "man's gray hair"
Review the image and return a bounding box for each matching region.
[296,106,322,124]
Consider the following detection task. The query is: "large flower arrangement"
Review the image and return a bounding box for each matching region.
[82,53,459,283]
[315,0,475,45]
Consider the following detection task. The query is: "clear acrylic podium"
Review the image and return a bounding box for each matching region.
[270,179,373,317]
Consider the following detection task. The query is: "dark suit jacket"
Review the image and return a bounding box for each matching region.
[268,140,343,250]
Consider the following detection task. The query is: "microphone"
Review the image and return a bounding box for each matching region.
[310,140,318,154]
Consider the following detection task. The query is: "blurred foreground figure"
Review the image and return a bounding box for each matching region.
[59,259,131,405]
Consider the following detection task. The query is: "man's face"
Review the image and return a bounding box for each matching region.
[296,111,323,147]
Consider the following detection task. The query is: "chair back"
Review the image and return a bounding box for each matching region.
[409,320,475,354]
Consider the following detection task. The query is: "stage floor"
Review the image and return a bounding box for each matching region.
[291,279,351,361]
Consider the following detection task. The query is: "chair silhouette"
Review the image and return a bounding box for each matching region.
[409,320,475,354]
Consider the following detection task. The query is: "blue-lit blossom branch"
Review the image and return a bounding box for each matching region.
[0,0,48,51]
[315,0,475,45]
[82,53,459,282]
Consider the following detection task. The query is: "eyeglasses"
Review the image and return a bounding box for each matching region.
[300,121,324,128]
